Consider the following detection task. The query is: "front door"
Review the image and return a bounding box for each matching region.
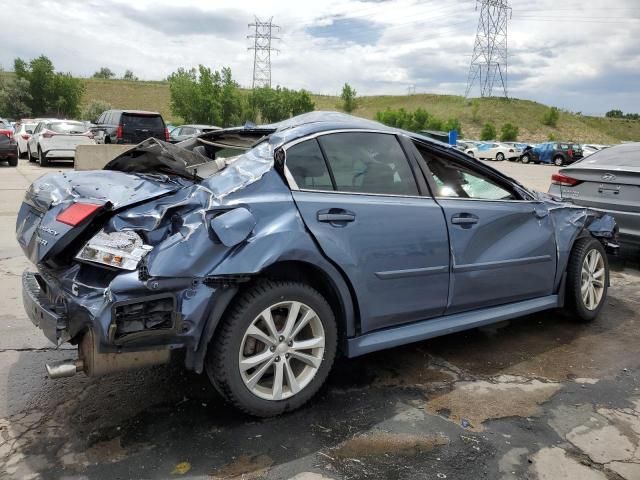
[285,131,451,333]
[415,144,558,314]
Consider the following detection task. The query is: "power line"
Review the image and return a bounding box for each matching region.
[465,0,512,99]
[248,17,280,88]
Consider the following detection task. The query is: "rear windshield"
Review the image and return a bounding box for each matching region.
[577,144,640,167]
[122,114,164,130]
[23,123,36,131]
[47,122,86,134]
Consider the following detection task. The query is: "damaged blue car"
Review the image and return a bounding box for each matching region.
[16,112,618,416]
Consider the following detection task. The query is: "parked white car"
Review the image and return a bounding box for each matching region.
[465,142,522,161]
[27,120,95,166]
[14,122,37,159]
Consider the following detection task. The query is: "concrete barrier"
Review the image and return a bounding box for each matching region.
[74,145,136,171]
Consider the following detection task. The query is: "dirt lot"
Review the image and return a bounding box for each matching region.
[1,159,639,480]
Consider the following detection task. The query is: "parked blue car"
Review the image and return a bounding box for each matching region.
[16,112,617,416]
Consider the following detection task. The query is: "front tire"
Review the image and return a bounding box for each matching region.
[564,237,609,322]
[554,156,564,167]
[521,153,530,164]
[206,280,337,417]
[496,152,505,161]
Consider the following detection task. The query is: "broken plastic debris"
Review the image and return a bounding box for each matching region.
[172,462,191,475]
[461,419,471,429]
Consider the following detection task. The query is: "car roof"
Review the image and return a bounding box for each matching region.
[108,109,161,116]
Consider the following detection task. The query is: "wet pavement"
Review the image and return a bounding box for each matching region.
[1,159,640,479]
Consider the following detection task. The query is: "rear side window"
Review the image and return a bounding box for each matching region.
[122,114,164,130]
[286,139,333,190]
[318,132,419,196]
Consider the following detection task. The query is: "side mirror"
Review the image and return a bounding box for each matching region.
[26,130,33,134]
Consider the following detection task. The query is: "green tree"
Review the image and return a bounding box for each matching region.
[82,100,112,122]
[123,69,138,81]
[93,67,115,79]
[13,55,84,117]
[168,65,249,127]
[340,83,357,113]
[480,122,496,141]
[605,109,623,118]
[443,118,463,137]
[247,86,315,123]
[542,106,560,127]
[499,123,519,141]
[0,77,32,119]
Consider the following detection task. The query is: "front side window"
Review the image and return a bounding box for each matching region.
[286,139,333,191]
[318,132,419,196]
[418,147,516,201]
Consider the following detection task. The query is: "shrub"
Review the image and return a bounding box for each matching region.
[480,123,496,141]
[500,123,519,141]
[542,107,560,127]
[341,83,357,113]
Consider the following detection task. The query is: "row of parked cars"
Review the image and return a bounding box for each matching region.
[0,110,221,167]
[456,140,609,166]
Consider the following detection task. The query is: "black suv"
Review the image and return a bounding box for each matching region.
[91,110,168,145]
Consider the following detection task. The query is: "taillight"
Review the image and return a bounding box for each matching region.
[56,203,102,227]
[116,124,123,139]
[42,130,55,139]
[551,173,581,187]
[568,149,574,157]
[21,134,29,140]
[84,131,94,140]
[164,128,170,141]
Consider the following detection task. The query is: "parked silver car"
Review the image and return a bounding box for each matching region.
[549,143,639,246]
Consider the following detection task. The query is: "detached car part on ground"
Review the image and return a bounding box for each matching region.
[17,112,618,417]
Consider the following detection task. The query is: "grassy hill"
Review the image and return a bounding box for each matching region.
[2,72,640,143]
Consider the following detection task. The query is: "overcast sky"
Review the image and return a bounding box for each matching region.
[2,0,639,115]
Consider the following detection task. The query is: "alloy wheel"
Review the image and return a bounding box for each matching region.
[238,301,325,401]
[581,249,605,311]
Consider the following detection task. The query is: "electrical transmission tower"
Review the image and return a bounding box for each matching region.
[465,0,512,98]
[248,17,280,88]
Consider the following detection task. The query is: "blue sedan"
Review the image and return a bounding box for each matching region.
[17,112,617,416]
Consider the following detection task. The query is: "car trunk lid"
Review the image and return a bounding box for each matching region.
[16,170,185,265]
[554,165,640,213]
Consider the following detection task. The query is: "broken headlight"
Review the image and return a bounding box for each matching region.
[76,230,153,271]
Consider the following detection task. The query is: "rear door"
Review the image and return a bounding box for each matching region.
[286,131,450,333]
[121,113,166,143]
[414,143,557,313]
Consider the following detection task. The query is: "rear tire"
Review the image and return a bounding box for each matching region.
[496,152,505,161]
[38,147,49,167]
[206,280,337,417]
[564,237,609,323]
[521,153,530,164]
[8,156,17,167]
[554,156,564,167]
[27,146,35,163]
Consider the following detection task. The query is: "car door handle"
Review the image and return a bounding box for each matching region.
[317,210,356,223]
[451,214,479,226]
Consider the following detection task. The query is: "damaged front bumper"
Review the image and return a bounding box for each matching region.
[22,265,238,377]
